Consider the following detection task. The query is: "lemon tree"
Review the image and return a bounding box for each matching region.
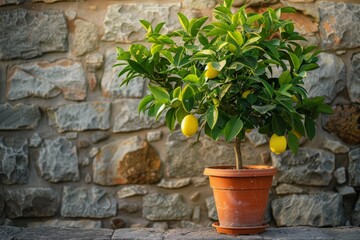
[115,0,332,169]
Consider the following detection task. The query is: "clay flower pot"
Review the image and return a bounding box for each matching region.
[204,165,277,235]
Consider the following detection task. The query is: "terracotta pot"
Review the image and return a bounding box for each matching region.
[203,165,276,235]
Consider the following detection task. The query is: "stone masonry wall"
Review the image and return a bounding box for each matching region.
[0,0,359,230]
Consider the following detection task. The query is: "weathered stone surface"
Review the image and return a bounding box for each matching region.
[303,53,345,103]
[65,9,77,20]
[319,2,360,50]
[73,19,98,56]
[37,137,79,182]
[348,148,360,187]
[85,52,103,72]
[85,173,91,183]
[336,185,356,197]
[102,49,145,98]
[325,104,360,144]
[0,189,4,216]
[271,192,343,227]
[143,193,192,221]
[352,197,360,226]
[152,222,168,229]
[0,8,67,60]
[0,0,24,5]
[61,186,117,218]
[0,103,40,130]
[103,3,181,43]
[90,132,110,144]
[5,188,59,218]
[166,132,235,178]
[322,138,349,154]
[205,196,218,221]
[192,206,201,223]
[111,218,126,229]
[7,59,86,101]
[0,138,28,185]
[117,186,148,199]
[113,99,164,133]
[275,183,305,195]
[182,0,216,9]
[232,0,278,7]
[113,228,164,240]
[33,0,66,2]
[245,129,267,147]
[93,136,162,185]
[190,192,200,202]
[65,132,77,140]
[29,133,42,148]
[280,0,318,21]
[157,178,191,189]
[191,177,208,187]
[118,202,139,213]
[350,52,360,103]
[334,167,346,185]
[272,148,335,186]
[28,219,102,229]
[180,220,203,229]
[147,131,162,142]
[47,102,111,132]
[89,147,100,158]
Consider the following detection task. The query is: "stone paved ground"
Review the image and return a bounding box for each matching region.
[1,226,360,240]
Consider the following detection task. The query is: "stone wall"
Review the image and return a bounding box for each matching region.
[0,0,359,230]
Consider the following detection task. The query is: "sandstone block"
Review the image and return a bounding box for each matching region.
[5,188,59,218]
[275,183,305,195]
[272,148,335,186]
[37,137,79,182]
[0,103,40,130]
[103,3,181,43]
[303,53,345,103]
[143,193,192,221]
[0,8,67,60]
[319,2,360,50]
[47,102,110,132]
[271,192,343,226]
[157,178,191,189]
[113,99,164,132]
[93,136,162,185]
[61,186,117,218]
[7,59,86,101]
[349,52,360,103]
[348,148,360,187]
[73,19,98,56]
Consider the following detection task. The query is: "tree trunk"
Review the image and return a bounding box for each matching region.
[234,136,243,169]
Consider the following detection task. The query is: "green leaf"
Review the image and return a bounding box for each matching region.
[190,17,208,37]
[279,70,292,86]
[138,95,154,113]
[252,105,276,114]
[305,116,316,140]
[246,14,263,25]
[172,86,182,99]
[151,43,164,55]
[148,85,170,103]
[224,118,243,142]
[178,13,189,32]
[224,0,234,8]
[127,59,148,75]
[260,79,274,98]
[148,102,164,117]
[158,35,174,44]
[288,131,299,155]
[207,105,218,129]
[154,22,166,33]
[299,63,319,72]
[176,106,188,124]
[181,85,195,112]
[165,108,176,131]
[293,116,305,136]
[174,47,185,66]
[183,74,199,83]
[140,20,151,31]
[238,55,258,69]
[160,50,174,64]
[272,115,286,136]
[228,30,243,46]
[155,103,166,120]
[289,52,301,71]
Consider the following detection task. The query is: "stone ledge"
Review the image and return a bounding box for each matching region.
[1,226,360,240]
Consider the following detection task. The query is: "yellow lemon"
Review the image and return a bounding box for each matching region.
[269,134,287,154]
[291,129,302,140]
[242,90,252,99]
[181,114,199,137]
[205,63,220,79]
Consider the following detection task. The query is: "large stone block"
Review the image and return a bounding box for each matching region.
[103,3,181,43]
[272,148,335,186]
[349,52,360,103]
[0,8,67,60]
[73,19,98,57]
[4,188,59,218]
[47,102,110,132]
[93,136,162,185]
[271,192,343,227]
[37,137,79,182]
[143,193,192,221]
[27,219,102,229]
[0,138,28,185]
[102,49,145,98]
[352,197,360,227]
[324,104,360,144]
[319,2,360,50]
[7,59,86,101]
[0,103,40,130]
[182,0,217,9]
[348,148,360,187]
[61,186,117,218]
[113,99,164,132]
[303,53,345,103]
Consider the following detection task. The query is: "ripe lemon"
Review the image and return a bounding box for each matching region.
[181,114,198,137]
[242,90,252,99]
[269,133,287,154]
[205,63,220,79]
[291,129,302,139]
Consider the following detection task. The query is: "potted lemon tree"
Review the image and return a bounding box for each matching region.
[115,0,331,235]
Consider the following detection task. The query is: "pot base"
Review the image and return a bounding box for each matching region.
[212,222,268,235]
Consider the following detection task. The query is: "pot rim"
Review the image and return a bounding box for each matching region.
[203,165,277,177]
